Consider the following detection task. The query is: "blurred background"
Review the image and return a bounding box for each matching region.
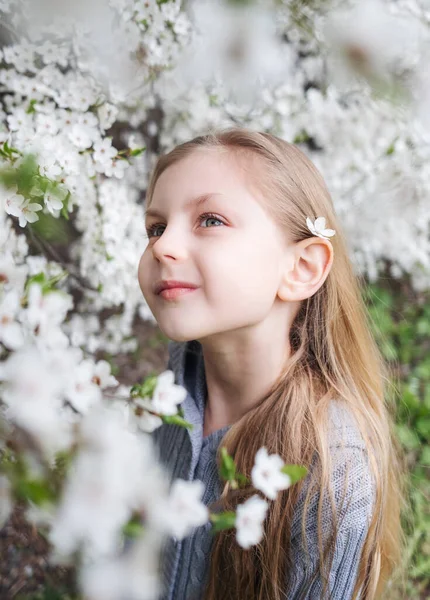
[0,0,429,598]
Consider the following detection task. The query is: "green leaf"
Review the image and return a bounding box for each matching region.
[61,191,71,220]
[0,153,39,195]
[210,511,236,533]
[420,446,430,467]
[281,464,308,484]
[161,414,194,430]
[122,516,144,539]
[395,423,421,450]
[385,141,396,155]
[219,447,237,482]
[15,478,55,505]
[130,147,146,157]
[416,417,430,439]
[130,374,158,399]
[24,271,67,295]
[293,130,310,144]
[236,473,250,487]
[26,99,37,114]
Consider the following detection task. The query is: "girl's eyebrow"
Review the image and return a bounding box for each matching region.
[145,192,223,219]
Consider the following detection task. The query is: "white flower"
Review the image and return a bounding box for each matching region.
[49,405,164,560]
[0,253,28,293]
[104,158,129,179]
[134,406,163,433]
[12,197,43,228]
[68,123,94,150]
[97,103,118,131]
[25,283,72,332]
[93,138,117,166]
[38,154,62,179]
[138,370,187,417]
[235,495,268,549]
[92,360,118,388]
[0,290,24,350]
[7,107,32,131]
[306,217,336,240]
[35,112,58,136]
[162,479,209,540]
[43,184,68,215]
[251,447,291,501]
[4,188,25,218]
[65,359,104,414]
[0,346,73,457]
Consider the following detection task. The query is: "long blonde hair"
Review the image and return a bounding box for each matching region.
[146,128,407,599]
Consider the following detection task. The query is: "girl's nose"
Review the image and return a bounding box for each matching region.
[151,227,188,262]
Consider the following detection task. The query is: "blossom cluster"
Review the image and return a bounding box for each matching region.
[0,0,429,598]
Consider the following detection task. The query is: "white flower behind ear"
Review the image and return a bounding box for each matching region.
[306,217,336,240]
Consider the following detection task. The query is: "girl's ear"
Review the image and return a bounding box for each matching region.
[277,238,334,302]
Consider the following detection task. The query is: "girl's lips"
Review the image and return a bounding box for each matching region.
[159,287,198,300]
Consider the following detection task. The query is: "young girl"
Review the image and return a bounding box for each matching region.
[137,128,405,600]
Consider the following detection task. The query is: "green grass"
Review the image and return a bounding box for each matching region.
[363,278,430,598]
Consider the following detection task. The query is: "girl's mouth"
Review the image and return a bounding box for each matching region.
[159,287,198,300]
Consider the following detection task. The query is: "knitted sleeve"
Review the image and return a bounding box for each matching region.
[285,443,376,600]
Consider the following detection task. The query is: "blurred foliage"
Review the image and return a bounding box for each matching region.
[17,587,79,600]
[363,278,430,598]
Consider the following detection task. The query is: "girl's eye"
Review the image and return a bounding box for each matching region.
[145,213,225,239]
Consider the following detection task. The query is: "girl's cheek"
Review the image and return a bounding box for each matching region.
[137,253,148,296]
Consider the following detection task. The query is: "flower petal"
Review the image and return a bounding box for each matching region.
[314,217,326,231]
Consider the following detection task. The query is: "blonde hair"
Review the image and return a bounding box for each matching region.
[146,128,407,599]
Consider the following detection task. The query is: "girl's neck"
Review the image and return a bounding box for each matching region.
[200,326,292,435]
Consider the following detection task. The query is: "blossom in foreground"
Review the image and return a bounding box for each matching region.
[138,370,187,417]
[235,495,269,550]
[133,405,163,433]
[79,528,162,600]
[4,191,43,227]
[0,290,24,349]
[0,346,75,457]
[49,405,165,561]
[65,359,118,414]
[159,479,209,540]
[251,447,291,501]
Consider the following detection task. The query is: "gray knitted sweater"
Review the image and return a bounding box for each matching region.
[151,340,375,600]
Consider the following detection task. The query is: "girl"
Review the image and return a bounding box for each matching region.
[137,128,405,600]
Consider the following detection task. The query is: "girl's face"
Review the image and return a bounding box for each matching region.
[138,149,291,343]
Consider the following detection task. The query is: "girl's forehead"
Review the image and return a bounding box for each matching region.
[154,147,263,198]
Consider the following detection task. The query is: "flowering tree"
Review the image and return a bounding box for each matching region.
[0,0,429,597]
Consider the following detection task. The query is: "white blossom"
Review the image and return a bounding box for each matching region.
[251,447,291,501]
[159,479,209,540]
[0,290,24,350]
[235,495,269,550]
[64,359,104,414]
[137,370,187,417]
[134,406,163,433]
[306,217,336,241]
[49,405,167,561]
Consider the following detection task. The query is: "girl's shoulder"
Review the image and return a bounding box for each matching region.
[291,400,376,543]
[326,398,368,451]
